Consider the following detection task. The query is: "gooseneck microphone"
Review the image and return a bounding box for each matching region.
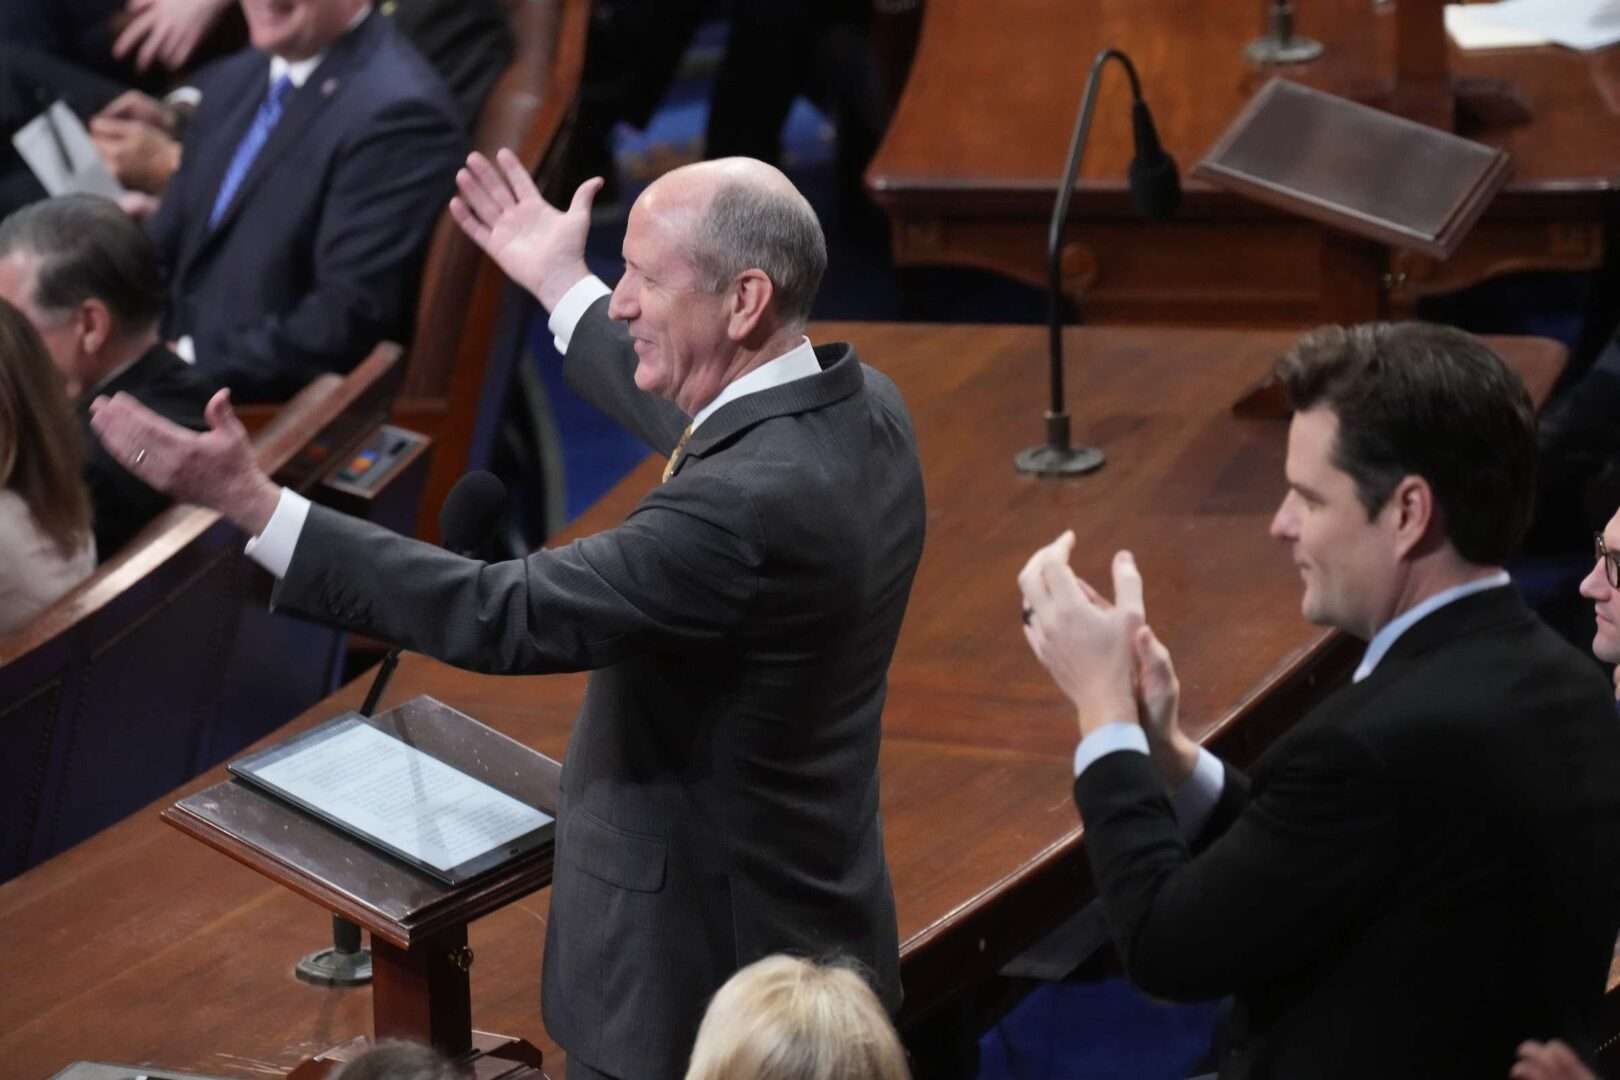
[1015,48,1181,477]
[357,470,509,717]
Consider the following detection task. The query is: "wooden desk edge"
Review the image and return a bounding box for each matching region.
[159,801,554,950]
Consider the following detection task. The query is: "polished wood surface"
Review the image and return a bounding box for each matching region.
[0,323,1565,1078]
[867,0,1620,323]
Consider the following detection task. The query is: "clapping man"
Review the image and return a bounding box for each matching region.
[1018,322,1620,1078]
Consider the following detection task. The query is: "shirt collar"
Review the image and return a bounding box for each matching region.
[690,336,820,431]
[1352,570,1512,682]
[269,4,371,87]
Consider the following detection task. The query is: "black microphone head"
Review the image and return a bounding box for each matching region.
[440,469,508,558]
[1128,99,1182,220]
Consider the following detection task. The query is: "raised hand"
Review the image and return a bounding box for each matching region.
[448,148,603,311]
[89,388,281,536]
[1018,533,1141,737]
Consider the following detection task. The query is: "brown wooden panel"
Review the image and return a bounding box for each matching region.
[0,323,1566,1077]
[869,0,1620,324]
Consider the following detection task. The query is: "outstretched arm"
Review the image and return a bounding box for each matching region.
[88,388,280,537]
[449,148,603,312]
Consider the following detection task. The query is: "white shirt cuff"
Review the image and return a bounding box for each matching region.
[164,85,202,109]
[1169,747,1226,842]
[1073,722,1150,777]
[547,275,611,354]
[175,335,196,364]
[243,487,311,578]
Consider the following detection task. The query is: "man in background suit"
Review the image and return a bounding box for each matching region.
[90,151,926,1080]
[1018,323,1620,1078]
[0,193,210,559]
[143,0,462,402]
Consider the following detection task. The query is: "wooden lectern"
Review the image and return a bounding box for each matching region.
[162,696,559,1079]
[1193,78,1512,414]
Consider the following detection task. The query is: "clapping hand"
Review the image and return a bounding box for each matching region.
[1018,533,1142,738]
[448,148,602,311]
[1019,534,1200,782]
[112,0,232,72]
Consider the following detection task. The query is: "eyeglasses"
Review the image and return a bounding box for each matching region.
[1597,533,1620,589]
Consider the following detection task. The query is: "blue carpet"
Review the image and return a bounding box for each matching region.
[980,980,1220,1080]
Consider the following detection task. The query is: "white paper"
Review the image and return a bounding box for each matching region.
[12,101,127,199]
[255,720,550,873]
[1445,0,1620,52]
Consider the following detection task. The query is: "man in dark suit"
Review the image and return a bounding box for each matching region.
[143,0,462,402]
[89,152,926,1080]
[1017,322,1620,1078]
[0,193,210,558]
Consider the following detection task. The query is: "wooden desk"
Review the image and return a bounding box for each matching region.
[0,324,1564,1078]
[867,0,1620,325]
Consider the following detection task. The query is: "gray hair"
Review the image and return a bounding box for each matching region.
[329,1040,458,1080]
[0,194,166,331]
[686,182,826,330]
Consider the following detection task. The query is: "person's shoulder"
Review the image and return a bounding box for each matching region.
[189,45,265,99]
[348,12,461,117]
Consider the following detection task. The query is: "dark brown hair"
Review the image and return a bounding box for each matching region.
[0,297,91,556]
[1276,321,1536,565]
[0,194,166,332]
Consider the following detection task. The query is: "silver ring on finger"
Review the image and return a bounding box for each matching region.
[133,448,147,466]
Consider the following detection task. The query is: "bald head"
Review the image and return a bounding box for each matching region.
[638,157,826,330]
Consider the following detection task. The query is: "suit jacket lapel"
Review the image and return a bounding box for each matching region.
[201,12,382,243]
[670,344,864,479]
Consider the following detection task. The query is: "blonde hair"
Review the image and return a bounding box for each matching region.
[685,956,911,1080]
[0,297,90,556]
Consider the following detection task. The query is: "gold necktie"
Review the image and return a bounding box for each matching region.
[662,423,694,483]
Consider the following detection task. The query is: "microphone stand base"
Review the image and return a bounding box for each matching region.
[295,945,374,987]
[1014,443,1106,476]
[1245,35,1324,65]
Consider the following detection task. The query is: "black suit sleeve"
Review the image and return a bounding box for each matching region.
[1074,725,1400,1002]
[194,93,463,398]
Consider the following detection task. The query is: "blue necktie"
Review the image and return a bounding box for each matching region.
[209,74,294,228]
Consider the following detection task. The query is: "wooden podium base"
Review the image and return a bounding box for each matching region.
[162,698,563,1080]
[287,1031,547,1080]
